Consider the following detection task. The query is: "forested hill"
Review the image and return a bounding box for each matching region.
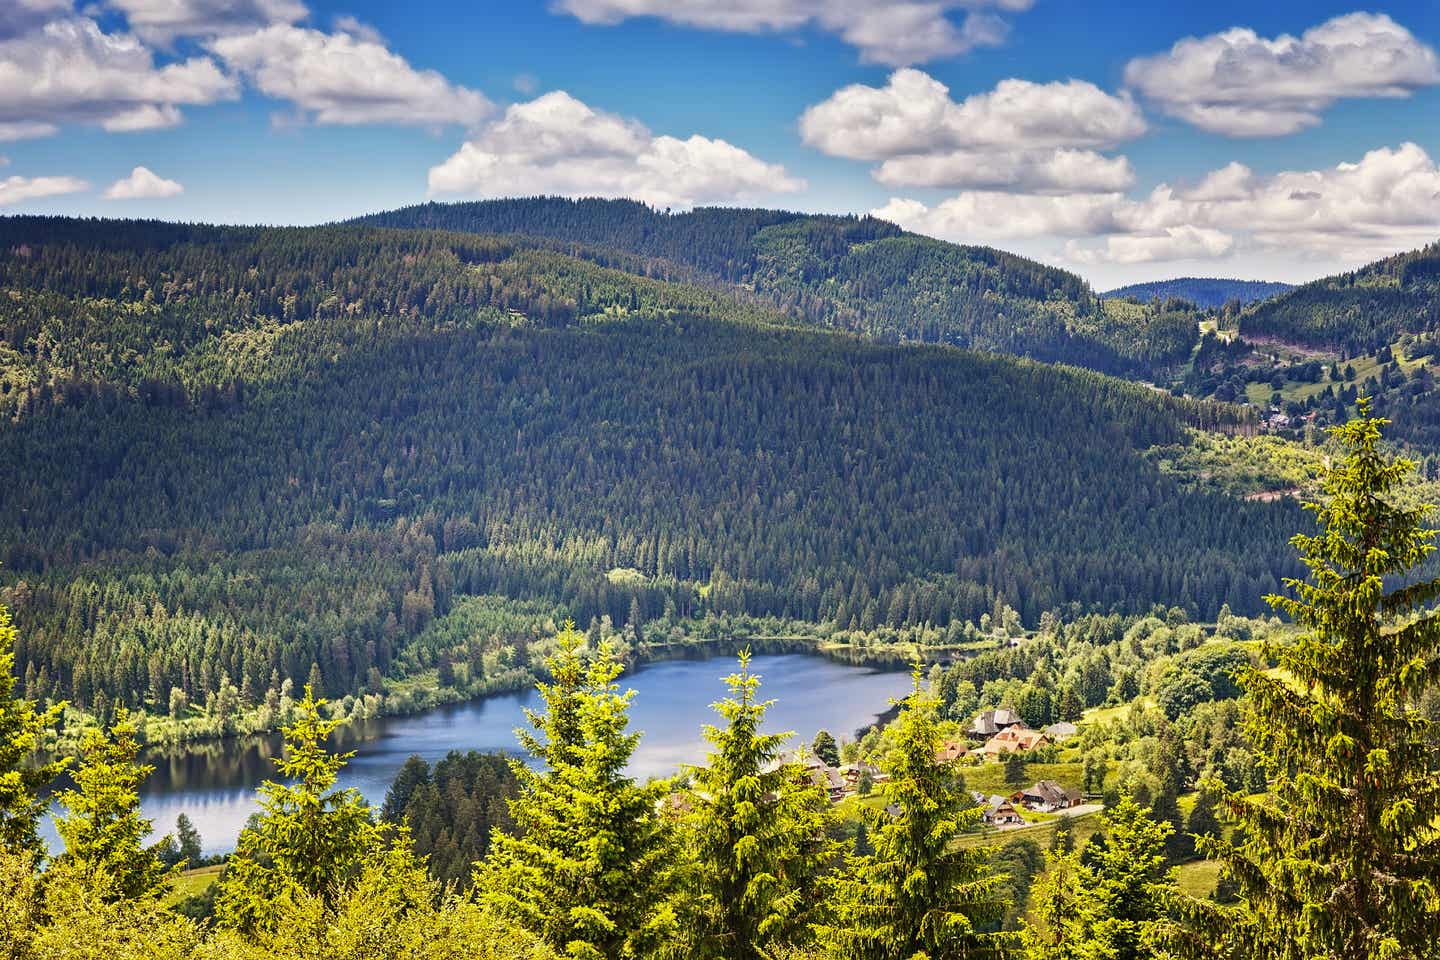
[352,198,1200,378]
[1103,278,1293,309]
[0,215,1297,720]
[1239,240,1440,350]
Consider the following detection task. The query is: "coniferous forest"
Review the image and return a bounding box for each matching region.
[2,202,1439,960]
[2,408,1438,959]
[0,215,1301,725]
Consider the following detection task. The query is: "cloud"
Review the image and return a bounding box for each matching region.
[0,18,236,138]
[1066,227,1235,266]
[800,69,1144,192]
[0,173,88,206]
[875,142,1440,265]
[104,165,184,199]
[1125,12,1440,136]
[209,24,491,127]
[0,0,70,40]
[875,148,1134,192]
[106,0,308,42]
[553,0,1034,66]
[428,90,804,209]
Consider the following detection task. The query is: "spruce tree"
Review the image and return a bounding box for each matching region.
[1084,796,1173,960]
[215,685,380,933]
[674,649,837,960]
[479,625,675,960]
[1171,404,1440,960]
[816,671,1014,959]
[52,709,172,901]
[1023,797,1172,960]
[812,728,840,768]
[0,600,67,857]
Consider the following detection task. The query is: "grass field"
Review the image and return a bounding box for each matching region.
[163,864,222,906]
[963,762,1084,797]
[954,810,1105,850]
[1175,859,1222,898]
[1244,344,1430,408]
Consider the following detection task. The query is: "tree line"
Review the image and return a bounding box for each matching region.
[1,218,1291,721]
[2,408,1438,958]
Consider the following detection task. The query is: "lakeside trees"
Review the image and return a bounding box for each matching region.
[0,407,1436,957]
[0,217,1294,735]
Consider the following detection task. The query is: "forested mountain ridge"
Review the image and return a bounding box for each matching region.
[353,198,1201,378]
[0,215,1300,728]
[1239,240,1440,350]
[1103,278,1293,309]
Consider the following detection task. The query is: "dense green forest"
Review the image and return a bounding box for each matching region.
[1102,279,1293,309]
[0,215,1297,727]
[1239,241,1440,350]
[2,408,1438,958]
[354,198,1202,378]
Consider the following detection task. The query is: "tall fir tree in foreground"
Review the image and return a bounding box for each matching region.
[52,710,172,902]
[215,685,381,933]
[0,601,67,858]
[479,625,675,960]
[1169,403,1440,960]
[817,669,1014,960]
[1022,797,1172,960]
[672,649,836,960]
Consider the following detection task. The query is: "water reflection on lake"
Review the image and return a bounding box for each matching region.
[47,653,909,856]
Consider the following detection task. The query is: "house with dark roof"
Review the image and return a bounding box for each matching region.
[1013,780,1082,813]
[968,708,1026,738]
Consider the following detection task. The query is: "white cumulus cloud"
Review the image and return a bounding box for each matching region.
[106,0,308,43]
[209,24,492,127]
[104,165,184,199]
[0,173,88,206]
[1125,12,1440,136]
[0,0,70,40]
[0,17,236,138]
[428,90,803,209]
[875,142,1440,267]
[553,0,1034,66]
[800,70,1144,192]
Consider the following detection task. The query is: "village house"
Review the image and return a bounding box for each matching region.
[935,739,969,763]
[980,727,1049,757]
[770,750,850,803]
[973,792,1025,826]
[968,707,1026,738]
[839,762,887,788]
[1043,721,1079,742]
[1013,780,1083,813]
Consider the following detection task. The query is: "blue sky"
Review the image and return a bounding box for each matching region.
[2,0,1438,286]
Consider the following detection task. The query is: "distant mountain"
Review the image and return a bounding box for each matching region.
[1103,278,1294,309]
[0,215,1296,726]
[1239,241,1440,351]
[353,198,1201,378]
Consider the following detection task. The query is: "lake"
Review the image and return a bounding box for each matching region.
[45,653,910,857]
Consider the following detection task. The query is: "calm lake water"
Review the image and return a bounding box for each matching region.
[44,653,909,857]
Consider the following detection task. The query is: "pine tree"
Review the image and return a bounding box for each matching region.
[214,685,380,933]
[1022,849,1087,960]
[816,670,1015,959]
[812,728,840,768]
[0,600,68,857]
[1084,796,1173,960]
[1024,798,1172,960]
[479,624,675,960]
[53,709,172,901]
[175,813,203,866]
[673,649,837,960]
[1169,403,1440,960]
